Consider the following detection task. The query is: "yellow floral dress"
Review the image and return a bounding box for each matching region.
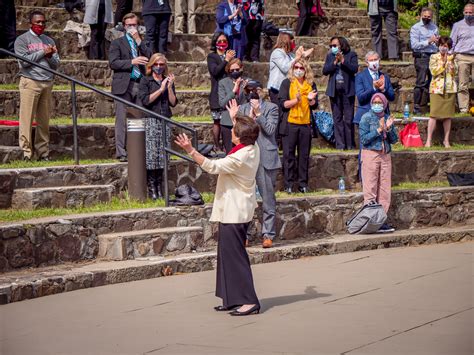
[429,53,457,118]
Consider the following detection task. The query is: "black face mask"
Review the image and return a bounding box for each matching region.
[246,91,260,101]
[422,18,431,25]
[152,66,165,75]
[229,71,242,80]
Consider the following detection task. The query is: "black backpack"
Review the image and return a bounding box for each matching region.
[169,184,204,206]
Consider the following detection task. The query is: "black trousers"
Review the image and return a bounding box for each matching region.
[114,0,134,25]
[296,0,313,36]
[216,222,259,308]
[221,125,233,154]
[245,19,263,62]
[282,123,312,189]
[330,90,355,150]
[89,0,107,60]
[413,55,432,110]
[0,0,16,56]
[143,13,171,54]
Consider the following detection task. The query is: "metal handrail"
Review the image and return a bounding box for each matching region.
[0,48,198,206]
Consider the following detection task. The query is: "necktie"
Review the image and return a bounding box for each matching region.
[129,36,141,79]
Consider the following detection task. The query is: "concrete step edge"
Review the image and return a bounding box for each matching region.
[0,225,472,304]
[98,226,204,239]
[13,184,115,193]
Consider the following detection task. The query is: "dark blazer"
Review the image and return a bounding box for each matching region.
[207,52,228,111]
[322,51,358,98]
[138,75,177,118]
[278,78,318,136]
[142,0,171,15]
[353,68,395,124]
[109,36,152,96]
[216,0,248,45]
[239,101,282,170]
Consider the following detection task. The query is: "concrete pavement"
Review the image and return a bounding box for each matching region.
[0,242,472,355]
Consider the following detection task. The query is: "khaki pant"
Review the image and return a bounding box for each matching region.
[361,149,392,214]
[18,76,53,159]
[174,0,196,34]
[455,53,474,112]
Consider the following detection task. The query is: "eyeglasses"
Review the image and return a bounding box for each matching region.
[154,63,166,67]
[229,69,241,73]
[293,66,305,70]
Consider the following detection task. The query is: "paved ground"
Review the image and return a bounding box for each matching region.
[0,242,472,355]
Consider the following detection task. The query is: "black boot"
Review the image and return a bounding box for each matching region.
[155,169,164,200]
[147,170,158,200]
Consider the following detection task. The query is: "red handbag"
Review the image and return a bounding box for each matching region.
[399,122,423,147]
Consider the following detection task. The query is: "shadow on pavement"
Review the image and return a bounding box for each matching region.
[260,286,331,312]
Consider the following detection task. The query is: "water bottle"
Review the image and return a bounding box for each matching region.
[338,177,346,194]
[403,102,410,122]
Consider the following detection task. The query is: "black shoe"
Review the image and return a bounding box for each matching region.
[298,187,309,194]
[23,156,31,161]
[378,223,395,233]
[284,187,293,194]
[39,156,50,162]
[214,305,239,312]
[229,304,260,316]
[154,169,164,199]
[118,156,127,162]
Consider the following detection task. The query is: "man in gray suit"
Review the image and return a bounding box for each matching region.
[239,80,281,248]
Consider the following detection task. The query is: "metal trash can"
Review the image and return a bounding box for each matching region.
[126,109,147,201]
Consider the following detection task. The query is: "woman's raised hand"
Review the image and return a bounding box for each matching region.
[174,133,194,154]
[226,99,240,124]
[307,90,318,101]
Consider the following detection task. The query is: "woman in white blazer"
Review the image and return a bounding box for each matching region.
[175,100,261,316]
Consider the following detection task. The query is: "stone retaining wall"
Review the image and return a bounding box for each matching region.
[0,187,473,272]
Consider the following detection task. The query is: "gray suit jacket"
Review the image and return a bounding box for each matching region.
[239,101,282,171]
[218,77,247,127]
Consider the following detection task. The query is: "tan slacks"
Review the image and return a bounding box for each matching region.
[455,53,473,112]
[18,76,53,159]
[361,149,392,214]
[174,0,196,34]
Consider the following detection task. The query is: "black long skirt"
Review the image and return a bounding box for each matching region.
[216,222,260,308]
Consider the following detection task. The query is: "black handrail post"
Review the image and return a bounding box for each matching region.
[162,118,170,207]
[71,81,79,165]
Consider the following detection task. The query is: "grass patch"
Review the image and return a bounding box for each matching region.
[392,181,449,190]
[0,84,109,91]
[310,144,474,155]
[0,158,117,170]
[0,191,216,224]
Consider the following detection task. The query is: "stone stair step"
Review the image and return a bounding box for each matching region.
[0,145,22,164]
[0,59,417,88]
[98,226,204,260]
[11,184,115,209]
[0,87,416,118]
[15,6,368,30]
[13,30,410,62]
[1,225,471,303]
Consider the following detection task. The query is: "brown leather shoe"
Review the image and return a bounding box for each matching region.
[262,238,273,248]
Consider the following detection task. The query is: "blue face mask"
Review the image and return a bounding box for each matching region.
[371,103,384,113]
[331,46,339,55]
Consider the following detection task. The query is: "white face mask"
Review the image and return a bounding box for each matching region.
[368,60,380,71]
[294,69,305,78]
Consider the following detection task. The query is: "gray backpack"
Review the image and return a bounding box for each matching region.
[346,201,387,234]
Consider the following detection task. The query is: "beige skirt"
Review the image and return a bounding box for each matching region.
[430,93,456,119]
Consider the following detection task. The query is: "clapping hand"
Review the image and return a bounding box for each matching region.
[250,99,261,118]
[386,115,395,130]
[226,99,240,124]
[132,56,148,66]
[225,49,236,62]
[44,45,55,57]
[233,77,243,93]
[307,90,317,101]
[175,133,194,154]
[378,117,385,133]
[159,77,170,92]
[167,73,175,87]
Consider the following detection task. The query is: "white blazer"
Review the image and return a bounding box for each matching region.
[201,144,260,224]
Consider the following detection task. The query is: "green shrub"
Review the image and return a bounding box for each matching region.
[398,0,467,28]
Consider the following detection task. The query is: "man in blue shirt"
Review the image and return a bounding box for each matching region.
[410,7,439,114]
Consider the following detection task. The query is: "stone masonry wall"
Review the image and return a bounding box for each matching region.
[0,187,473,272]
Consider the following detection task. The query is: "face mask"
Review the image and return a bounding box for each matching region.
[422,18,431,25]
[371,103,384,114]
[331,46,339,55]
[294,69,305,78]
[229,71,242,80]
[31,24,45,36]
[368,60,380,71]
[216,42,228,51]
[290,41,296,52]
[439,47,448,54]
[465,15,474,22]
[152,66,165,75]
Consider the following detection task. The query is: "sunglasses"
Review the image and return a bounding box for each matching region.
[294,66,305,70]
[329,44,338,48]
[229,69,241,73]
[217,40,228,44]
[154,63,166,67]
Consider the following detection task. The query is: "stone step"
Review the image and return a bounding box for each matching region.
[11,184,115,209]
[0,145,22,164]
[13,30,410,61]
[0,225,472,303]
[0,59,417,88]
[0,162,126,208]
[15,6,368,30]
[17,0,357,13]
[0,87,416,118]
[1,117,473,164]
[98,226,204,260]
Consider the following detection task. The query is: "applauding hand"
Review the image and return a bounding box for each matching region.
[226,99,240,124]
